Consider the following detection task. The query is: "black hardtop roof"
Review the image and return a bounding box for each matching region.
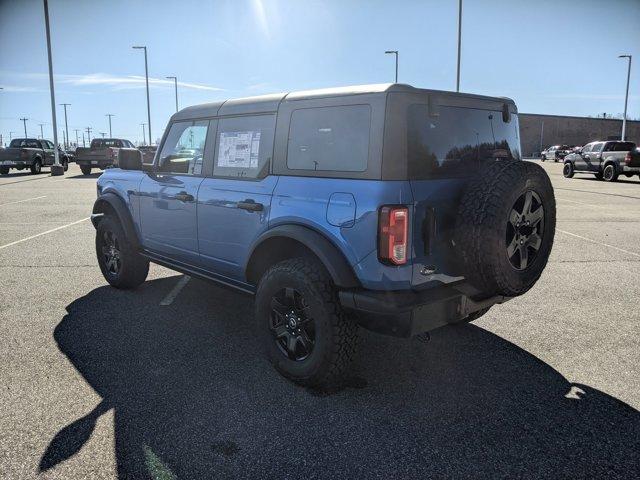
[170,83,517,121]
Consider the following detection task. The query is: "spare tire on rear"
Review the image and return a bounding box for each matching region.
[454,160,555,298]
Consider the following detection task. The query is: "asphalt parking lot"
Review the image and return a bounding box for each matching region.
[1,161,639,479]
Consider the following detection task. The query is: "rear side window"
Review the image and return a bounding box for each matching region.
[158,120,209,175]
[606,142,635,152]
[213,114,275,179]
[287,105,371,172]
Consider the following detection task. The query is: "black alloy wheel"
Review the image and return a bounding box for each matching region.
[506,191,545,270]
[100,230,121,276]
[270,287,315,361]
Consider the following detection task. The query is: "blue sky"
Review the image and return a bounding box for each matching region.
[1,0,639,145]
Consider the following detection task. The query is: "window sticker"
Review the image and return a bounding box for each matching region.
[218,131,261,168]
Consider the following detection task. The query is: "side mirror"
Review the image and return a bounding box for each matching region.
[118,148,143,170]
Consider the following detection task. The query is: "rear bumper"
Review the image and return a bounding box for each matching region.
[621,165,640,174]
[76,159,113,168]
[1,160,31,168]
[339,284,512,337]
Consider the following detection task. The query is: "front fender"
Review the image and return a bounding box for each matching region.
[92,192,141,250]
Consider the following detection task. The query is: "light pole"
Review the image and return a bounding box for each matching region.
[384,50,398,83]
[74,128,79,146]
[133,46,152,144]
[43,0,63,175]
[106,113,114,137]
[39,123,45,139]
[20,117,28,138]
[456,0,462,92]
[141,123,146,145]
[618,54,632,141]
[166,76,178,112]
[59,103,70,148]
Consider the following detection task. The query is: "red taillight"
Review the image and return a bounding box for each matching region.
[625,152,631,166]
[379,206,409,265]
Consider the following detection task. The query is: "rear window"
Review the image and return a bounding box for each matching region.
[407,105,521,178]
[91,139,121,148]
[9,139,40,148]
[606,142,636,152]
[287,105,371,172]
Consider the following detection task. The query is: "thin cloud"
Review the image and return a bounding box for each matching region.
[546,93,639,101]
[0,85,43,93]
[0,71,223,92]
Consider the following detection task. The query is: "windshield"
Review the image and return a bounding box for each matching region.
[407,105,521,178]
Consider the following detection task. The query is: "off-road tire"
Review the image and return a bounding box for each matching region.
[80,165,92,175]
[255,257,358,389]
[455,160,556,298]
[30,158,42,174]
[563,162,574,178]
[0,166,9,175]
[63,159,69,172]
[603,164,618,182]
[96,215,149,289]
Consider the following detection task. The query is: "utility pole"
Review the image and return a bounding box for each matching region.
[133,46,152,144]
[39,123,45,139]
[166,76,178,112]
[43,0,63,175]
[74,128,79,146]
[618,54,632,141]
[384,51,398,83]
[141,123,146,145]
[20,117,28,138]
[100,132,106,138]
[106,113,114,137]
[456,0,462,92]
[86,126,92,142]
[9,131,15,141]
[59,103,70,148]
[82,132,85,147]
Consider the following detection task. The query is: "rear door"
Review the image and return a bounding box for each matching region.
[197,114,277,280]
[138,120,210,265]
[42,140,55,165]
[589,142,604,171]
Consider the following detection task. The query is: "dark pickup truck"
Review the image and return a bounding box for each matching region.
[0,138,70,175]
[75,138,137,175]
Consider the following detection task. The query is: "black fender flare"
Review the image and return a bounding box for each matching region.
[91,192,141,250]
[245,224,360,288]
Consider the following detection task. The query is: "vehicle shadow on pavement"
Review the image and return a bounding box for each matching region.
[44,277,640,479]
[66,173,101,179]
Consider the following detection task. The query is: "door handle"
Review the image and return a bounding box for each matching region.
[237,199,264,212]
[173,192,194,202]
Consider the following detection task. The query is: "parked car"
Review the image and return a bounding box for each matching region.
[137,145,157,164]
[541,145,570,162]
[563,140,639,181]
[75,138,137,175]
[91,84,556,388]
[555,145,574,161]
[0,138,70,175]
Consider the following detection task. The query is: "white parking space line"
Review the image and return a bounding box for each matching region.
[0,195,47,207]
[0,217,90,250]
[556,228,640,258]
[160,275,191,306]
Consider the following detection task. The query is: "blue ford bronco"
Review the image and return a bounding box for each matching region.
[92,84,555,388]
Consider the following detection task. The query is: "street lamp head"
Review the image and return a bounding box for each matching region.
[385,50,398,54]
[618,54,631,59]
[132,46,146,50]
[166,76,176,80]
